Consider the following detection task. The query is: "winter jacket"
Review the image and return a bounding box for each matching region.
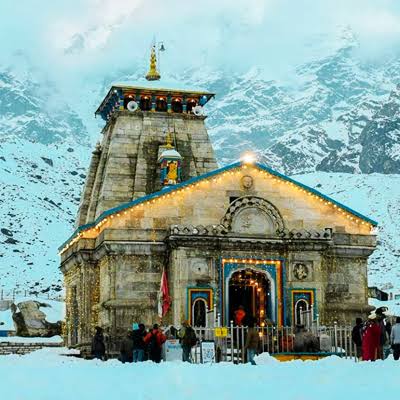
[91,332,106,357]
[144,329,167,349]
[245,328,259,350]
[391,323,400,345]
[351,323,363,346]
[120,333,134,362]
[178,326,197,348]
[362,321,381,361]
[132,329,146,350]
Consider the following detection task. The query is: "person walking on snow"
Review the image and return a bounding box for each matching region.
[245,317,259,365]
[390,316,400,361]
[351,317,363,359]
[178,320,197,363]
[132,323,146,362]
[362,313,381,361]
[144,324,166,363]
[91,326,106,360]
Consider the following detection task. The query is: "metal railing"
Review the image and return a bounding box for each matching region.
[191,323,357,364]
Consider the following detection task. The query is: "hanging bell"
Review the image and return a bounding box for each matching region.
[159,43,165,52]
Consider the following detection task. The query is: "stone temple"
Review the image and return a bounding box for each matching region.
[60,47,377,350]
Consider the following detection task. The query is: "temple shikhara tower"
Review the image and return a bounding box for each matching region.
[60,46,378,350]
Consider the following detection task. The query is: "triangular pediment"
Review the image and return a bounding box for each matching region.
[59,161,377,253]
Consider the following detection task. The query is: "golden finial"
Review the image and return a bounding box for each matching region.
[165,132,174,148]
[146,45,161,81]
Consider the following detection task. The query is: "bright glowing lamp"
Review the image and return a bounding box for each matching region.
[241,151,257,164]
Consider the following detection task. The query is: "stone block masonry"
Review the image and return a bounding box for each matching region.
[0,341,63,356]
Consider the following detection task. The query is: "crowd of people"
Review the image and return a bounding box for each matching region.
[90,321,198,363]
[90,305,400,365]
[352,307,400,361]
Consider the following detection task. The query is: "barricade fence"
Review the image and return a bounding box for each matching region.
[190,323,358,364]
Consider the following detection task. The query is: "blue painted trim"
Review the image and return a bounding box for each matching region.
[59,161,378,251]
[290,288,318,324]
[186,286,213,323]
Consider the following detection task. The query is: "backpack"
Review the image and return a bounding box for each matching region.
[148,332,159,353]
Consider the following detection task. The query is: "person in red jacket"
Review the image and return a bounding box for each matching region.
[144,324,167,363]
[234,305,246,326]
[362,314,382,361]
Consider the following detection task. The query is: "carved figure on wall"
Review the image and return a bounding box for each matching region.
[241,175,253,190]
[293,263,309,280]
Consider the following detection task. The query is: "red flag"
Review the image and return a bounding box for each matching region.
[158,267,171,318]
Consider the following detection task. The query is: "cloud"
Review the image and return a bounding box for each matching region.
[2,0,400,84]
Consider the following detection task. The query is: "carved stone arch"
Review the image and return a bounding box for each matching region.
[221,196,285,235]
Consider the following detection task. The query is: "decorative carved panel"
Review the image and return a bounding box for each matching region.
[231,207,275,235]
[221,196,285,235]
[291,261,314,281]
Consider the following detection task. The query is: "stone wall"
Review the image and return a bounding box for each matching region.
[76,111,218,226]
[0,341,62,356]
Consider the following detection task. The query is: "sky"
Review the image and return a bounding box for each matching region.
[1,0,400,83]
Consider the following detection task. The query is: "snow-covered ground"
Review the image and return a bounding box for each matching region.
[0,348,398,400]
[0,335,63,343]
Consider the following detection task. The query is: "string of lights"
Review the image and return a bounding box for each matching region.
[60,163,375,255]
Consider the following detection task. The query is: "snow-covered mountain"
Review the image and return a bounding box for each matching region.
[0,71,91,294]
[1,33,400,295]
[195,41,400,175]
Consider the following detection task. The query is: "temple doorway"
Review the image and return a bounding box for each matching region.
[228,269,271,326]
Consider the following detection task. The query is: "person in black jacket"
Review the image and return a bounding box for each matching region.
[120,330,134,363]
[91,326,106,360]
[351,318,363,359]
[132,323,146,362]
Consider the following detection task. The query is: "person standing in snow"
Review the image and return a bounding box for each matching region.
[120,329,134,363]
[178,320,197,363]
[390,316,400,361]
[91,326,106,360]
[351,318,363,359]
[244,317,259,365]
[144,324,166,363]
[362,314,381,361]
[376,307,392,359]
[132,323,146,362]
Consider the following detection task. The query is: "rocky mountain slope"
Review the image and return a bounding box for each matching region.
[190,45,400,175]
[0,71,90,295]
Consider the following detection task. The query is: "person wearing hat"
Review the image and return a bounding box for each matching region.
[390,316,400,361]
[362,312,381,361]
[132,323,147,362]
